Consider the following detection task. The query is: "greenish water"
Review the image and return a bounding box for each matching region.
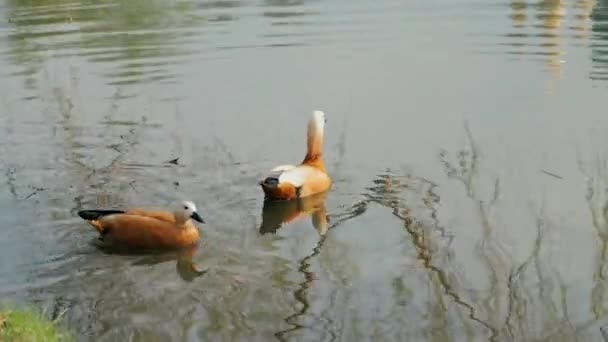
[0,0,608,340]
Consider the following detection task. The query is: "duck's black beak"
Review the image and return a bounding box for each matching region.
[191,212,205,223]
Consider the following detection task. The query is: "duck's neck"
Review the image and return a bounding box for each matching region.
[302,122,325,169]
[174,212,190,228]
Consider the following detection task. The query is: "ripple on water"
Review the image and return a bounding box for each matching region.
[0,0,417,87]
[2,0,238,85]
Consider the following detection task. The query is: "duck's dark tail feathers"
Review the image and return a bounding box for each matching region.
[78,209,125,221]
[260,176,279,186]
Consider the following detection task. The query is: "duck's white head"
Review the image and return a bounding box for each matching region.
[178,200,204,223]
[311,110,326,134]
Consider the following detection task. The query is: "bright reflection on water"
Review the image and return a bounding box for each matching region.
[0,0,608,341]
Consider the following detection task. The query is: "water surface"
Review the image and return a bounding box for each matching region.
[1,0,608,340]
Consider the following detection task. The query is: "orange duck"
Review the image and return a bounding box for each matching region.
[260,110,331,200]
[78,201,204,250]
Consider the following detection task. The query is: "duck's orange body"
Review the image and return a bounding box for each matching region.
[78,201,204,250]
[260,110,331,201]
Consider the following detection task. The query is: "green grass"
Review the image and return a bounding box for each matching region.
[0,306,72,342]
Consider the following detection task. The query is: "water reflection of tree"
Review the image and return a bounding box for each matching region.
[510,1,528,28]
[506,0,565,75]
[439,124,509,340]
[573,0,595,40]
[347,124,589,340]
[263,0,317,17]
[3,0,216,87]
[591,0,608,80]
[439,124,582,340]
[346,168,491,340]
[578,153,608,319]
[506,0,596,82]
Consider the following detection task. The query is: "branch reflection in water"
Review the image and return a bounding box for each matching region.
[578,148,608,322]
[259,192,329,340]
[342,122,594,340]
[439,123,583,340]
[363,169,483,341]
[261,189,372,340]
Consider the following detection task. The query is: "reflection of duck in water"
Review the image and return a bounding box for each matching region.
[260,110,331,200]
[96,243,207,282]
[259,191,329,235]
[174,245,207,282]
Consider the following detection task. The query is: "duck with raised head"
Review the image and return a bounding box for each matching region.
[260,110,331,200]
[77,200,204,250]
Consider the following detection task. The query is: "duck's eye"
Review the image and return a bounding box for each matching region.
[184,206,188,210]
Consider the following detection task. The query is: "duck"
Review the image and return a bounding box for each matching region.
[260,110,331,200]
[77,200,204,250]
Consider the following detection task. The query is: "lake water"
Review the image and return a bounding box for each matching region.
[0,0,607,340]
